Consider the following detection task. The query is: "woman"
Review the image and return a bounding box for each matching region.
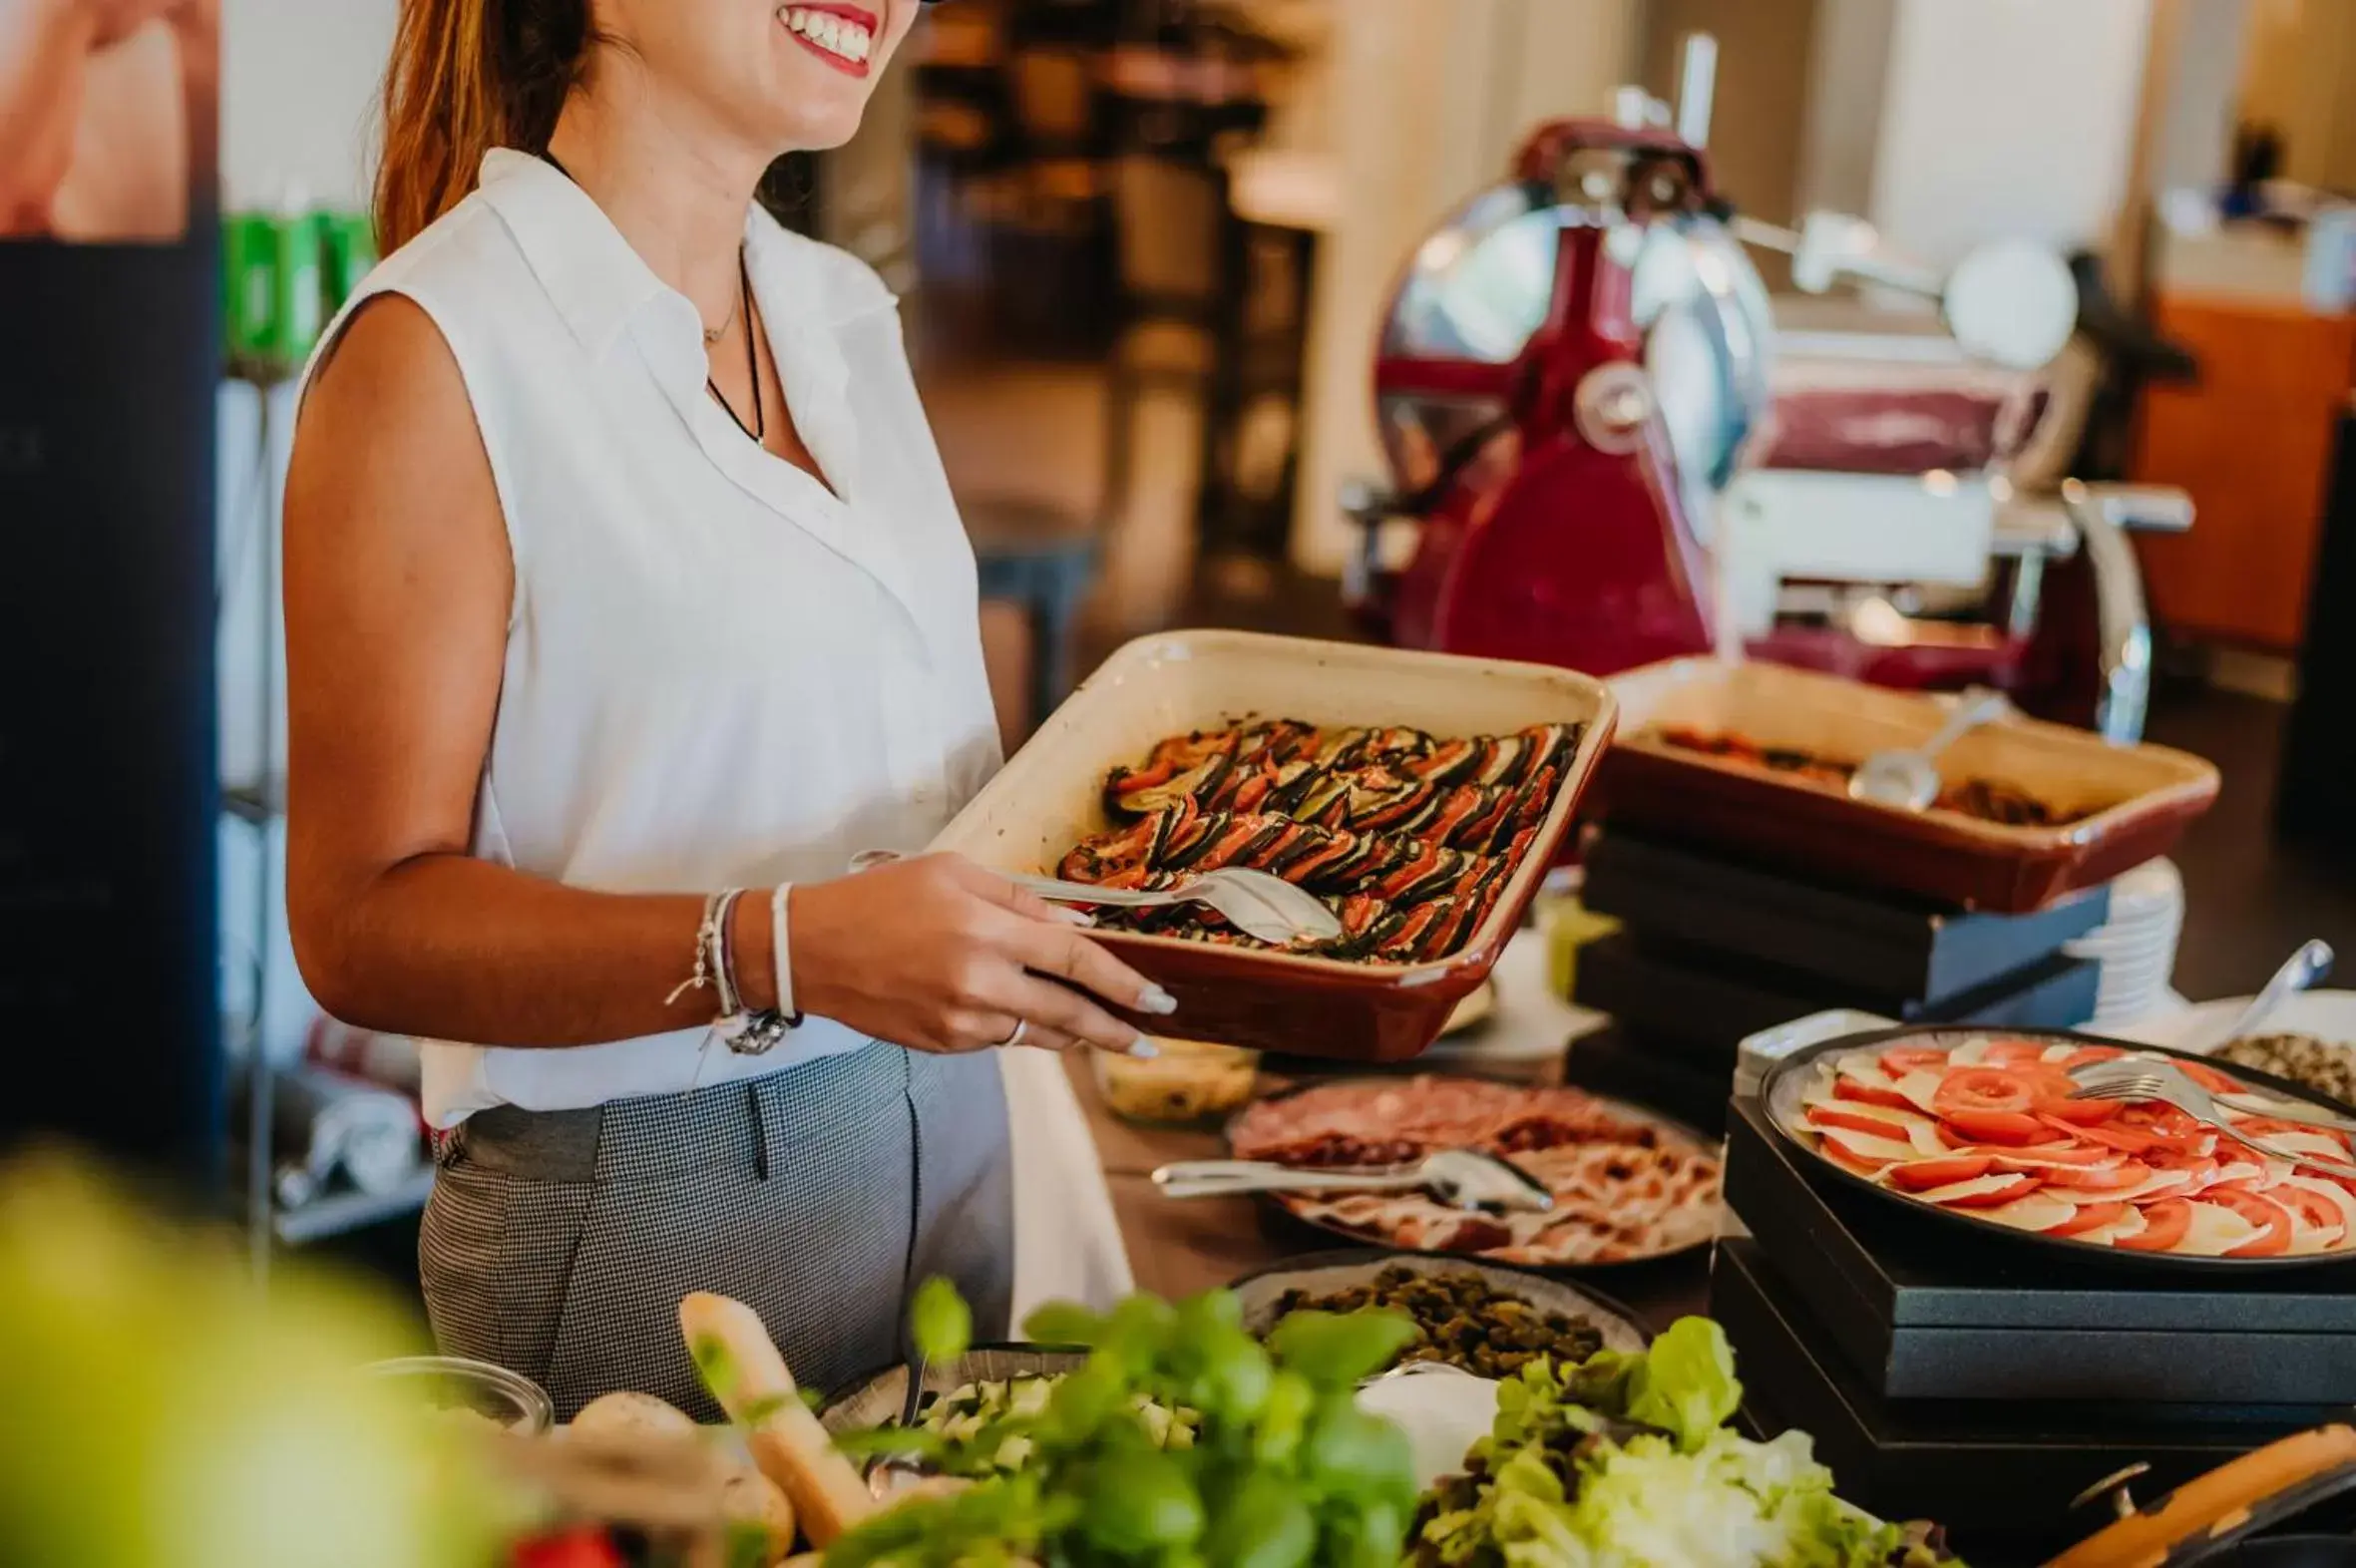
[283,0,1169,1418]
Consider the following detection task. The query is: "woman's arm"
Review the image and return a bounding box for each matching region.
[284,296,1164,1054]
[0,0,95,232]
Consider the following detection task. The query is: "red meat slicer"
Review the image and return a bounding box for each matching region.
[1343,87,2192,742]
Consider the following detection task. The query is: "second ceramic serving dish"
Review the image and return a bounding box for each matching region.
[930,629,1616,1060]
[1594,658,2218,913]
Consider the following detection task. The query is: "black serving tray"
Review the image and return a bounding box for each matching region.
[1572,932,2100,1061]
[1712,1237,2349,1554]
[1724,1097,2356,1403]
[1583,829,2112,1003]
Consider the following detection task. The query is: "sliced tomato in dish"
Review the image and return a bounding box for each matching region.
[1833,1074,1920,1113]
[1880,1046,1950,1075]
[1932,1069,2057,1144]
[1982,1039,2057,1068]
[2115,1103,2209,1155]
[1887,1154,1995,1192]
[1815,1125,1924,1172]
[2211,1190,2295,1257]
[1990,1143,2121,1170]
[2231,1116,2355,1153]
[2112,1198,2193,1252]
[2041,1159,2154,1192]
[2049,1200,2133,1239]
[2029,1077,2124,1125]
[2174,1059,2250,1097]
[2270,1182,2348,1238]
[2057,1045,2129,1071]
[1935,1067,2038,1115]
[2063,1116,2159,1154]
[1942,1108,2054,1146]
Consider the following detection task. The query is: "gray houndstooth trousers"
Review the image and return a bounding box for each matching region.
[418,1042,1011,1420]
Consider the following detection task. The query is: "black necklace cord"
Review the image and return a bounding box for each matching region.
[538,149,765,445]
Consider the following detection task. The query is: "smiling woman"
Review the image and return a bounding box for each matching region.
[285,0,1154,1420]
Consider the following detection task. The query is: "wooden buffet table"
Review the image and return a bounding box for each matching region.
[1057,1050,1716,1328]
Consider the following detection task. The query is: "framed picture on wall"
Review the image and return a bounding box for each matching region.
[0,0,219,242]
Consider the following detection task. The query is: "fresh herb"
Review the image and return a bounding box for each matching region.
[825,1285,1420,1567]
[1411,1318,1959,1568]
[911,1275,974,1366]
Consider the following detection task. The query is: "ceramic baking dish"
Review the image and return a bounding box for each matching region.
[1592,657,2217,913]
[930,629,1617,1061]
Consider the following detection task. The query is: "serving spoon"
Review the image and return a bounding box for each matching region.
[1847,686,2013,812]
[1151,1148,1554,1213]
[850,850,1343,947]
[1008,869,1344,948]
[2199,939,2335,1053]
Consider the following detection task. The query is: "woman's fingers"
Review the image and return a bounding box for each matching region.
[999,913,1175,1020]
[1004,975,1159,1056]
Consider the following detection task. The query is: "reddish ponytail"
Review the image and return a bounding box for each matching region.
[374,0,595,253]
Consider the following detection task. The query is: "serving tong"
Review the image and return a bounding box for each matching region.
[1151,1148,1554,1213]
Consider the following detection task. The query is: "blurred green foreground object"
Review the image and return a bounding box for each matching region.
[0,1148,506,1568]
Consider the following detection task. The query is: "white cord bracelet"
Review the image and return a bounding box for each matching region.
[770,882,801,1025]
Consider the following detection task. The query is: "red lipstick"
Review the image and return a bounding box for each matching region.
[777,3,882,79]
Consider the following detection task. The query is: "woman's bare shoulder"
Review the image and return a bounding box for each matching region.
[290,291,504,560]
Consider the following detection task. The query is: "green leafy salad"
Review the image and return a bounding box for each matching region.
[1411,1319,1958,1568]
[830,1282,1425,1568]
[827,1282,1953,1568]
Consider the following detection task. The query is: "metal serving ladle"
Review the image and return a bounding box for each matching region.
[1847,686,2014,812]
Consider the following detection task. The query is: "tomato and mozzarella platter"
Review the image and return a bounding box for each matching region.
[1782,1036,2356,1260]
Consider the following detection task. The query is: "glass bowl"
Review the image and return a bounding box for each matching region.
[368,1355,555,1435]
[1093,1038,1262,1126]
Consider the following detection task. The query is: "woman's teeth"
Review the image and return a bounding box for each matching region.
[779,7,873,64]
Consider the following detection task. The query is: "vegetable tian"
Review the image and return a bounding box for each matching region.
[1651,727,2091,828]
[1786,1036,2356,1258]
[1056,720,1580,964]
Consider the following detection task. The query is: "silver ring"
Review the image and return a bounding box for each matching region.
[996,1018,1029,1048]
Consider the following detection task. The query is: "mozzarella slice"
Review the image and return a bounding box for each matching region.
[1817,1126,1920,1168]
[2078,1207,2150,1246]
[1950,1038,1991,1066]
[1803,1095,1949,1155]
[2103,1168,2194,1204]
[1910,1173,2037,1206]
[1975,1192,2080,1232]
[1891,1070,1946,1115]
[2240,1126,2354,1163]
[2170,1201,2264,1257]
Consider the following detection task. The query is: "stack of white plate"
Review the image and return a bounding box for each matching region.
[2064,858,2185,1026]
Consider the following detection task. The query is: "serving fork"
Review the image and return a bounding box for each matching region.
[2067,1062,2356,1180]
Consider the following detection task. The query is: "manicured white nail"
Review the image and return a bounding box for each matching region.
[1139,984,1178,1016]
[1049,907,1096,927]
[1128,1037,1160,1058]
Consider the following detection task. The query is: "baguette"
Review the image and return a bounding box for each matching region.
[676,1292,876,1547]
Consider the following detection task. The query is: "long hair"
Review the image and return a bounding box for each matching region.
[374,0,596,252]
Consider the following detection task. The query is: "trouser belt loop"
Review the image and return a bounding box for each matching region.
[749,1082,771,1182]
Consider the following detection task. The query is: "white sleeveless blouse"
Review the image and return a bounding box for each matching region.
[318,150,1003,1128]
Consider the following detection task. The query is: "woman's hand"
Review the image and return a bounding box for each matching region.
[788,855,1175,1056]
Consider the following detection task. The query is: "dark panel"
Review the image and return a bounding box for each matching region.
[0,234,221,1180]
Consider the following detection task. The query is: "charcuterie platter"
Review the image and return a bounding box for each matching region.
[1763,1027,2356,1270]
